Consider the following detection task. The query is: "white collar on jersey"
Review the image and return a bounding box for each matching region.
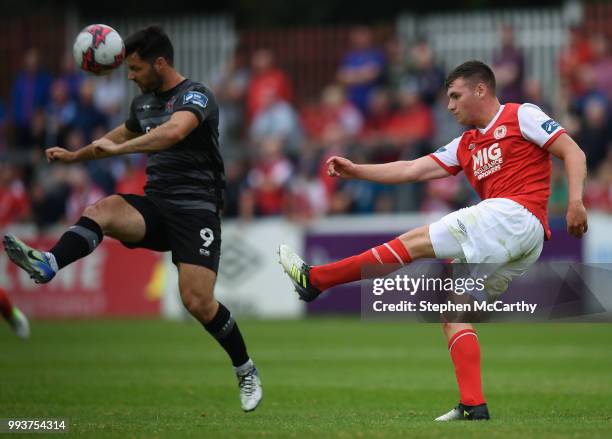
[478,104,505,134]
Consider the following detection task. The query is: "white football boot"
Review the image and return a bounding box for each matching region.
[237,366,262,412]
[435,403,490,421]
[10,307,31,340]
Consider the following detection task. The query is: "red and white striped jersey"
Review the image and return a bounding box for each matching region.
[429,103,566,239]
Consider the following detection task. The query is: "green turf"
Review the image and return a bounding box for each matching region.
[1,318,611,438]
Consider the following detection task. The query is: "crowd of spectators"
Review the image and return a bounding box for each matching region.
[2,24,612,230]
[558,28,612,212]
[0,48,142,229]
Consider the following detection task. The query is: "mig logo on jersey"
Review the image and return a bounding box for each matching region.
[166,96,176,112]
[472,143,503,180]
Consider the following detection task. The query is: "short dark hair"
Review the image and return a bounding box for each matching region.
[445,60,496,92]
[125,25,174,65]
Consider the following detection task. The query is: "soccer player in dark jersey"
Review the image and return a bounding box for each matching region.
[3,25,262,411]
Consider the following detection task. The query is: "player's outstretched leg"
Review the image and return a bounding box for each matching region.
[178,263,262,412]
[4,195,144,285]
[278,244,322,302]
[278,238,412,302]
[435,323,490,421]
[279,226,433,301]
[3,235,57,284]
[3,213,104,284]
[0,287,30,339]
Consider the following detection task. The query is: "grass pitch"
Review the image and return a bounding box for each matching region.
[1,318,611,438]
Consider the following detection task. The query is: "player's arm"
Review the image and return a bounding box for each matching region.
[46,124,141,163]
[328,135,461,183]
[102,123,142,144]
[547,133,588,238]
[93,111,198,156]
[327,155,450,184]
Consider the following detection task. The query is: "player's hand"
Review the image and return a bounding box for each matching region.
[326,156,358,179]
[46,147,76,164]
[92,138,123,156]
[566,200,588,238]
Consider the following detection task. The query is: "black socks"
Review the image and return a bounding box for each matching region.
[204,303,250,367]
[50,216,103,270]
[49,219,251,369]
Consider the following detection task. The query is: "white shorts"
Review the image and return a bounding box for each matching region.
[429,198,544,299]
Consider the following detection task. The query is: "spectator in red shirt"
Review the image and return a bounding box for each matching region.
[384,86,433,149]
[420,177,467,215]
[359,87,395,147]
[241,136,293,218]
[0,163,29,226]
[286,160,329,221]
[64,166,105,224]
[559,26,593,97]
[246,49,293,123]
[301,85,362,141]
[585,145,612,212]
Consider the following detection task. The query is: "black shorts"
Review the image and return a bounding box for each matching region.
[118,194,221,272]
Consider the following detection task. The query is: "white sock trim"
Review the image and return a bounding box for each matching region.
[45,252,59,273]
[448,331,477,352]
[383,243,404,265]
[371,248,383,264]
[234,358,254,376]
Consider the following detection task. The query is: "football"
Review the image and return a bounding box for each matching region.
[72,24,125,75]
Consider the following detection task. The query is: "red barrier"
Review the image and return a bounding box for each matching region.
[0,238,162,318]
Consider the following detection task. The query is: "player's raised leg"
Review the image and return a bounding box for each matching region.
[435,322,489,421]
[3,195,146,284]
[0,287,30,339]
[278,225,433,301]
[177,263,262,412]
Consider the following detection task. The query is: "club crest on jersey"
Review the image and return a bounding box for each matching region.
[166,96,176,112]
[472,142,503,180]
[541,119,560,134]
[183,91,208,109]
[468,143,476,150]
[493,125,507,139]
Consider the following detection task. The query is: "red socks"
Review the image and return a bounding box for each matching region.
[0,288,14,321]
[310,238,412,292]
[448,329,486,406]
